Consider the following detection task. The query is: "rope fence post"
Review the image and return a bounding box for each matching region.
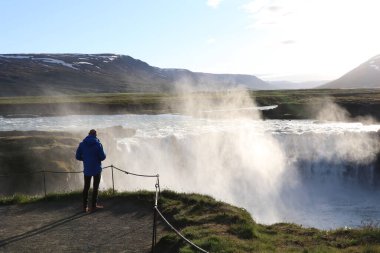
[43,170,47,197]
[151,175,159,253]
[0,169,84,197]
[151,206,157,253]
[111,164,115,194]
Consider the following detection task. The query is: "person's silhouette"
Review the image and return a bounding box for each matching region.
[76,129,106,212]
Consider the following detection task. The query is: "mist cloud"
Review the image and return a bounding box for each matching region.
[101,91,380,226]
[314,97,351,122]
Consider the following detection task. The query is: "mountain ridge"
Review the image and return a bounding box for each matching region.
[319,55,380,89]
[0,53,272,96]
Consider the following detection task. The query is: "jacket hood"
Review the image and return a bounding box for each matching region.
[83,135,99,145]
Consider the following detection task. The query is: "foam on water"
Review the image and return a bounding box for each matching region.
[1,114,380,135]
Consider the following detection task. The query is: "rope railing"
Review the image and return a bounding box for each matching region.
[0,169,83,196]
[0,171,42,177]
[110,165,159,178]
[0,169,84,196]
[155,207,208,253]
[0,164,209,253]
[107,165,208,253]
[0,170,83,177]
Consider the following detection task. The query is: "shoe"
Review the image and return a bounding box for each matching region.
[83,207,89,213]
[90,204,104,213]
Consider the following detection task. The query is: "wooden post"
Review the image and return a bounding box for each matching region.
[151,207,157,253]
[111,165,115,194]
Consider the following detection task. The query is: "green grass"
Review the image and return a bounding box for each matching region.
[155,191,380,252]
[1,89,380,106]
[251,89,380,105]
[2,89,380,119]
[1,190,380,253]
[0,92,175,105]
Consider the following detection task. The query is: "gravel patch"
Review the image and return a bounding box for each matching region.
[0,198,164,252]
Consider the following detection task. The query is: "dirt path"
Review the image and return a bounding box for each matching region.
[0,198,164,252]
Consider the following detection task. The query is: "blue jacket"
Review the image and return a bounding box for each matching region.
[76,135,106,176]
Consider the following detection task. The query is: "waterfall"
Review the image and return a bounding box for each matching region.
[1,114,380,228]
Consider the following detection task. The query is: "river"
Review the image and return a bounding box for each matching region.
[1,114,379,229]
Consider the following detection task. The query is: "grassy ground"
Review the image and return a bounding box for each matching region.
[1,89,380,119]
[251,89,380,105]
[0,92,174,105]
[252,89,380,120]
[1,89,380,105]
[2,190,379,253]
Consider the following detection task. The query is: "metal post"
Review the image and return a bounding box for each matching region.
[111,165,115,194]
[151,207,157,253]
[151,176,159,252]
[154,207,157,247]
[43,170,47,197]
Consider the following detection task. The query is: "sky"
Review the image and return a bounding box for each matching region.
[0,0,379,82]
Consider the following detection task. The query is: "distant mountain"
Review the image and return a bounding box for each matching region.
[0,54,272,96]
[268,80,328,90]
[319,55,380,89]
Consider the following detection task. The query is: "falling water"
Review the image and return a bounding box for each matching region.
[1,114,379,229]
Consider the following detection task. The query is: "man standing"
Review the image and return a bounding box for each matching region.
[76,129,106,212]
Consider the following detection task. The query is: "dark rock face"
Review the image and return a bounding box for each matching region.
[0,54,271,96]
[0,131,83,195]
[0,128,135,195]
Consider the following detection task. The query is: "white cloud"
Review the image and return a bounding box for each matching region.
[207,0,222,8]
[242,0,299,28]
[237,0,380,81]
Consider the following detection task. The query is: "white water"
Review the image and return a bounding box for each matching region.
[1,114,380,229]
[2,114,380,134]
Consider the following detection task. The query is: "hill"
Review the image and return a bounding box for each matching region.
[0,54,272,96]
[1,191,379,252]
[319,55,380,89]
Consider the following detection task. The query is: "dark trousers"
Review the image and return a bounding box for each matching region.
[83,173,101,208]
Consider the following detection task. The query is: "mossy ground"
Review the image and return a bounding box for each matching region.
[2,190,379,252]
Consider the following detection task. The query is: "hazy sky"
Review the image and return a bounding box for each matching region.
[1,0,379,82]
